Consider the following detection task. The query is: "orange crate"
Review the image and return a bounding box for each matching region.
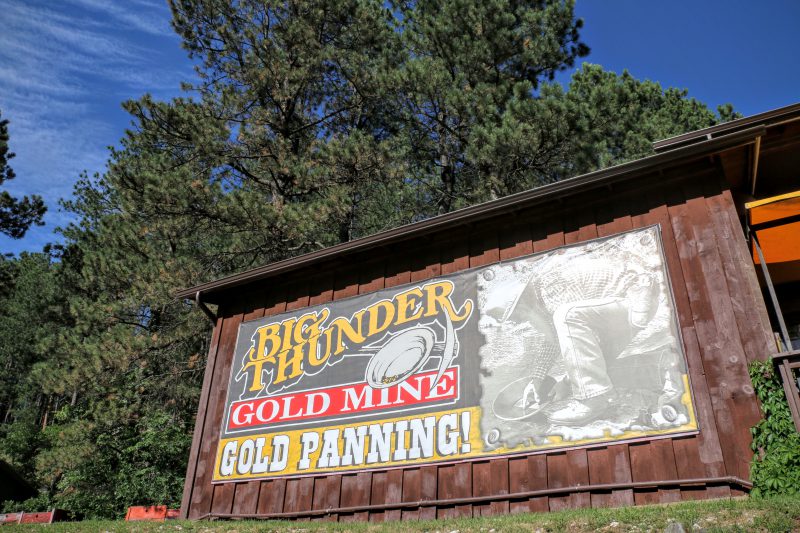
[125,506,179,522]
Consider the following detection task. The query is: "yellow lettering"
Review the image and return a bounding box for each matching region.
[239,282,472,391]
[241,323,282,392]
[366,300,395,338]
[305,310,332,368]
[330,310,367,356]
[395,288,424,325]
[423,281,472,322]
[279,318,297,354]
[273,344,305,385]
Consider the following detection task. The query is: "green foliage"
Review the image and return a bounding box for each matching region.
[562,64,739,174]
[749,360,800,497]
[391,0,589,211]
[47,413,191,518]
[1,491,52,514]
[0,109,46,240]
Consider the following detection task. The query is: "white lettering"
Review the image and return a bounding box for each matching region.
[298,432,320,470]
[306,392,330,417]
[341,387,373,412]
[366,422,393,464]
[270,435,290,472]
[220,441,238,477]
[437,413,458,456]
[408,416,435,459]
[341,426,368,466]
[393,420,409,461]
[317,429,341,468]
[251,437,270,474]
[236,439,255,475]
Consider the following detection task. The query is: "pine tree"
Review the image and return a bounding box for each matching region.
[392,0,589,212]
[0,110,46,240]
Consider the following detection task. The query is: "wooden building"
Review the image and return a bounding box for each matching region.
[177,103,800,521]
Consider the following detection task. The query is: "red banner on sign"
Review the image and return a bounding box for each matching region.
[227,367,459,431]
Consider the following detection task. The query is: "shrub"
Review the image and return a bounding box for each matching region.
[749,359,800,496]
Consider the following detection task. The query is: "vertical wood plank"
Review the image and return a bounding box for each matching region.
[489,458,510,515]
[257,478,286,515]
[546,452,571,511]
[384,253,411,289]
[283,477,314,514]
[189,300,246,518]
[629,440,681,504]
[339,261,388,522]
[669,179,761,486]
[401,241,443,521]
[400,468,421,520]
[277,281,314,516]
[332,267,360,302]
[454,462,474,517]
[587,445,633,508]
[432,230,500,520]
[527,454,549,513]
[230,289,271,516]
[641,185,729,500]
[252,286,292,515]
[469,229,500,269]
[305,270,340,521]
[436,464,459,519]
[383,469,404,521]
[339,472,372,522]
[418,466,438,520]
[440,237,470,275]
[210,482,236,516]
[508,457,529,514]
[561,208,595,510]
[671,436,709,501]
[311,475,341,522]
[358,259,386,295]
[632,184,729,500]
[532,214,566,256]
[472,461,492,516]
[368,471,387,522]
[566,449,591,509]
[627,442,657,505]
[626,188,689,505]
[705,182,775,362]
[678,326,730,499]
[180,315,223,518]
[230,477,261,515]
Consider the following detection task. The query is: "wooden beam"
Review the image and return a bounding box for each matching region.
[750,135,762,196]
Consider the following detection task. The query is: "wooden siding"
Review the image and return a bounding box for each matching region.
[181,168,773,520]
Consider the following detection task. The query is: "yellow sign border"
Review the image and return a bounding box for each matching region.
[212,376,697,482]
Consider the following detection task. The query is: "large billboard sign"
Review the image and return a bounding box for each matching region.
[213,225,697,482]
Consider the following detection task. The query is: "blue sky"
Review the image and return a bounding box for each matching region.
[1,0,798,255]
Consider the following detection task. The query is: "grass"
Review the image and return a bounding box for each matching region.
[13,495,800,532]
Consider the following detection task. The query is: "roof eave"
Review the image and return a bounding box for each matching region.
[653,102,800,153]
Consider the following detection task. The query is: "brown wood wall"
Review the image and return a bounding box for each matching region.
[180,166,776,521]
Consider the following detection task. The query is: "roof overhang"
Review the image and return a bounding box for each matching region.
[653,102,800,153]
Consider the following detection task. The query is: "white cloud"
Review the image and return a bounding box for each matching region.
[66,0,176,37]
[0,0,193,254]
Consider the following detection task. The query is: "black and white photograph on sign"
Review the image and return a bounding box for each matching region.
[477,226,693,449]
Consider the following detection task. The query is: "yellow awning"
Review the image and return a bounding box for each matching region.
[747,190,800,285]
